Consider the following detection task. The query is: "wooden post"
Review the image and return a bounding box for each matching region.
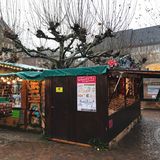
[124,78,127,108]
[21,80,28,129]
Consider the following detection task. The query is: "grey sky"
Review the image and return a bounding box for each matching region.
[0,0,159,49]
[130,0,159,29]
[0,0,156,29]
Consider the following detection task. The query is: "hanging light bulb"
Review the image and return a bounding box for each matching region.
[3,79,7,83]
[16,77,22,82]
[12,80,16,84]
[7,81,11,85]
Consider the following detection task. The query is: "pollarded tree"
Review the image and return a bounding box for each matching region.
[0,0,137,68]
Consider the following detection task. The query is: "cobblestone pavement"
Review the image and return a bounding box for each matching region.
[0,110,160,160]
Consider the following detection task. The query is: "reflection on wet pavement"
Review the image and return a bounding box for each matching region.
[116,110,160,160]
[0,110,159,160]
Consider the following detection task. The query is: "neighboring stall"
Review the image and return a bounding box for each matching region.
[0,62,46,131]
[139,70,160,109]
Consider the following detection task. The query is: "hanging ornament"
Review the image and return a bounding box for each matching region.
[106,58,118,68]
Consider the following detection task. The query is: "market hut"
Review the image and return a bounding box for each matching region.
[42,66,141,145]
[135,70,160,109]
[0,62,46,131]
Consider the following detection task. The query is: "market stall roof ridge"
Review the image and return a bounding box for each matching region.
[42,65,109,78]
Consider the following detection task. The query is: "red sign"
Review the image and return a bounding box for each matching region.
[77,76,96,83]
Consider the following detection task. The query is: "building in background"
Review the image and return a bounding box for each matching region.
[0,18,20,62]
[0,18,51,69]
[92,25,160,70]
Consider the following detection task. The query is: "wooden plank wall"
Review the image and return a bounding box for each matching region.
[108,102,140,142]
[45,75,109,143]
[21,80,28,128]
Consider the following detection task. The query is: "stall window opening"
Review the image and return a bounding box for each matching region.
[108,77,125,116]
[108,75,140,116]
[126,78,137,106]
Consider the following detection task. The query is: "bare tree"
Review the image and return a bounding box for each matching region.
[0,0,137,69]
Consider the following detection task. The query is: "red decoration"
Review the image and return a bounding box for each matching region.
[107,59,118,68]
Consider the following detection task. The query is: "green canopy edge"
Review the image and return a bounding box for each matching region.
[0,65,109,81]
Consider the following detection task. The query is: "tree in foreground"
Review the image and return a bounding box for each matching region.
[0,0,137,69]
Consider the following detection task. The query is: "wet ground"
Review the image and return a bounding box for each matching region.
[0,110,160,160]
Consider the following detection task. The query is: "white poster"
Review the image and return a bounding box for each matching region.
[77,76,96,112]
[12,94,21,108]
[143,78,160,99]
[148,85,160,95]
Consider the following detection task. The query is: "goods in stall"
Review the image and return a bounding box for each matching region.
[27,81,41,127]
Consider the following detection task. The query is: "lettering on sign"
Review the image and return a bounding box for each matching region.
[77,76,96,112]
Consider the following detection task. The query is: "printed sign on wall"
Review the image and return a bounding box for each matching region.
[56,87,63,93]
[143,78,160,99]
[77,76,96,112]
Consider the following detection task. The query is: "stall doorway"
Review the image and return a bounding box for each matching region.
[48,77,75,140]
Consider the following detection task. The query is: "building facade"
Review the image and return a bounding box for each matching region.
[93,25,160,70]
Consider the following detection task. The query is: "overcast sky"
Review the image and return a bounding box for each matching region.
[130,0,159,29]
[1,0,158,29]
[0,0,159,49]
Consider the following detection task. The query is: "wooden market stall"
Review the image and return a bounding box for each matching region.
[135,70,160,109]
[0,62,46,131]
[42,66,142,145]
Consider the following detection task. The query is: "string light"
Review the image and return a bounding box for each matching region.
[7,81,11,85]
[18,78,23,82]
[3,79,7,83]
[12,80,17,84]
[0,76,23,84]
[0,64,25,71]
[16,77,23,82]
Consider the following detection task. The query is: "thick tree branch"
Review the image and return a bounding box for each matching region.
[36,29,60,42]
[74,58,88,67]
[13,39,59,64]
[63,37,76,58]
[36,46,59,53]
[1,0,136,69]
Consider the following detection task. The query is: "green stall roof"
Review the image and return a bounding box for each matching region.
[0,65,109,80]
[0,71,43,81]
[16,71,43,80]
[42,65,109,78]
